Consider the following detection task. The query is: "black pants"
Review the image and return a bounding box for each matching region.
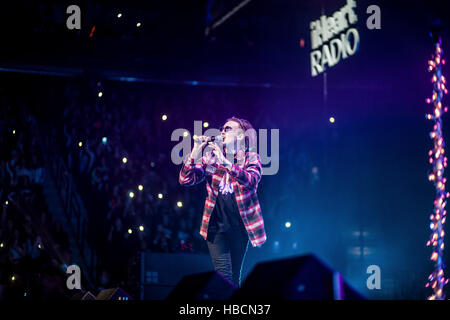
[206,227,249,288]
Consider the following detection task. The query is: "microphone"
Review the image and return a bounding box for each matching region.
[193,135,223,144]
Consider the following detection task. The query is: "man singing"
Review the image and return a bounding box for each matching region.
[179,116,267,288]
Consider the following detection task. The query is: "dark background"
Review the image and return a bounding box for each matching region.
[1,0,449,299]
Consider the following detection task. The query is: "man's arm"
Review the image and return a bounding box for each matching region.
[179,137,209,186]
[227,152,262,189]
[179,154,206,186]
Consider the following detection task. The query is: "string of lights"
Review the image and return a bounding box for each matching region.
[425,34,448,300]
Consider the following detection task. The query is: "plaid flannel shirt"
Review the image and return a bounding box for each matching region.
[179,149,267,247]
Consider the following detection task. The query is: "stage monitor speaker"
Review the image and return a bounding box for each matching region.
[233,254,365,300]
[71,290,96,300]
[139,252,213,300]
[96,287,133,300]
[167,271,236,300]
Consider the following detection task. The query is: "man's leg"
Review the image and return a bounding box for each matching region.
[228,228,250,288]
[206,232,234,285]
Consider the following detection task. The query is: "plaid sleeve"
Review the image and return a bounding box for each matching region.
[179,154,207,186]
[228,152,262,189]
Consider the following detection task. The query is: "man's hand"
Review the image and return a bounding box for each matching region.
[208,142,232,169]
[191,135,209,160]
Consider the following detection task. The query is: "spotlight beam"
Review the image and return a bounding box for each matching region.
[205,0,254,37]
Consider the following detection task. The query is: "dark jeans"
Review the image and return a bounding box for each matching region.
[206,227,249,288]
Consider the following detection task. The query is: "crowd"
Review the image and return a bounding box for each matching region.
[56,84,209,289]
[0,103,72,300]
